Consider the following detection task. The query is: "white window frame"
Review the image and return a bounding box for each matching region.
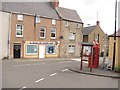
[46,45,56,54]
[69,45,75,53]
[52,19,56,25]
[69,33,76,40]
[65,21,68,26]
[77,23,80,28]
[39,27,46,39]
[17,14,23,21]
[51,28,56,39]
[16,24,24,37]
[26,44,38,55]
[36,17,41,23]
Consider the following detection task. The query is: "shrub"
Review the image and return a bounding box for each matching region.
[114,65,120,73]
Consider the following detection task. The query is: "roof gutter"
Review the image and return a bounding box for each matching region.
[2,10,60,20]
[62,19,83,24]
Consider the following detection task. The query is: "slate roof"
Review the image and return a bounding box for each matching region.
[83,25,96,35]
[1,2,59,19]
[1,1,83,23]
[56,7,82,23]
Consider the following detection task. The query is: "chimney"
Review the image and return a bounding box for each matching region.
[51,0,59,9]
[96,21,100,25]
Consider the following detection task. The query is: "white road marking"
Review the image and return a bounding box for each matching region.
[50,73,57,77]
[72,59,81,61]
[33,63,46,66]
[35,78,44,83]
[62,69,68,72]
[19,86,26,90]
[22,86,26,89]
[14,64,31,67]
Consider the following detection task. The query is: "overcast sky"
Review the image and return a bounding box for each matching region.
[1,0,120,34]
[60,0,120,35]
[119,1,120,29]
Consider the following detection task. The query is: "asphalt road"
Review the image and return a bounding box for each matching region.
[2,59,119,89]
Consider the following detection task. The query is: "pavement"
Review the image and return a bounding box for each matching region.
[69,57,120,79]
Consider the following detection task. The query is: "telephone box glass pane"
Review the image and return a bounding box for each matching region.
[83,46,91,55]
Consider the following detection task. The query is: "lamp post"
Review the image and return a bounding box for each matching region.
[112,0,117,70]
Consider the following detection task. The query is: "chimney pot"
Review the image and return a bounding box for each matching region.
[96,21,100,25]
[51,0,59,9]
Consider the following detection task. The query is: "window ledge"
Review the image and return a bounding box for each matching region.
[65,25,68,27]
[16,35,23,38]
[51,38,56,40]
[52,24,56,25]
[26,53,38,55]
[40,37,46,39]
[46,53,56,55]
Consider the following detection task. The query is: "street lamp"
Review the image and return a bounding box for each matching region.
[112,0,117,70]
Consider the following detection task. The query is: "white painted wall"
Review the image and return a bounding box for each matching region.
[0,2,2,89]
[0,11,2,60]
[0,11,10,59]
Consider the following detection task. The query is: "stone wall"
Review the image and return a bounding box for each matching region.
[60,20,83,58]
[109,37,120,67]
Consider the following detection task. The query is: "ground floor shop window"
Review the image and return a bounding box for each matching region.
[26,44,38,55]
[46,45,56,54]
[69,45,75,53]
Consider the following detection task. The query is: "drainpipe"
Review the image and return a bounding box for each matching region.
[59,18,62,58]
[56,8,62,58]
[8,12,12,59]
[81,23,84,42]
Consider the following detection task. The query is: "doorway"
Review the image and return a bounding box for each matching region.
[39,45,45,58]
[13,45,21,59]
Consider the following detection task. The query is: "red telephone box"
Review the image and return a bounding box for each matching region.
[88,41,100,68]
[80,41,100,72]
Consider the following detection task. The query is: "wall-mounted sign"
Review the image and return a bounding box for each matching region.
[29,41,60,45]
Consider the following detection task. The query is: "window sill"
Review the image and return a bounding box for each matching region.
[46,53,56,55]
[17,20,23,21]
[65,25,68,27]
[36,22,41,24]
[52,24,56,26]
[51,38,56,40]
[26,53,38,55]
[40,37,46,39]
[16,35,23,38]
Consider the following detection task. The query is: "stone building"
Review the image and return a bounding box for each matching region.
[1,1,61,59]
[0,0,83,59]
[109,29,120,67]
[83,21,107,54]
[56,7,83,58]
